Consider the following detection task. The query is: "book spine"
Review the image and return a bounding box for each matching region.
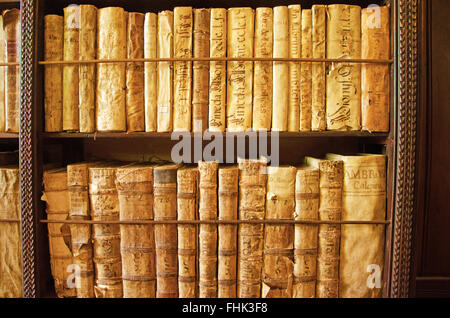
[44,15,63,132]
[218,166,238,298]
[237,159,266,297]
[144,13,157,132]
[300,9,312,132]
[173,7,193,132]
[227,8,254,132]
[96,7,127,132]
[287,5,301,132]
[326,5,361,131]
[198,161,218,298]
[79,5,97,133]
[154,165,179,297]
[177,168,198,298]
[252,8,273,131]
[208,8,227,132]
[361,6,390,132]
[89,166,123,298]
[293,168,319,298]
[157,11,174,132]
[263,166,296,298]
[0,16,4,132]
[126,13,145,132]
[3,9,20,133]
[311,5,326,131]
[116,165,156,298]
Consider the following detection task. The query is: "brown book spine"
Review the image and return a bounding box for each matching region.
[44,15,64,132]
[144,13,157,132]
[361,6,390,132]
[177,167,198,298]
[154,165,179,297]
[116,164,156,298]
[218,166,238,298]
[89,165,123,298]
[237,159,266,297]
[300,9,312,131]
[126,13,145,132]
[287,5,301,132]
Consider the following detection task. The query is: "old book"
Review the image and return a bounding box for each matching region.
[177,167,198,298]
[3,9,20,133]
[154,164,179,297]
[287,5,301,132]
[126,13,145,132]
[0,17,4,131]
[237,158,266,298]
[208,8,227,132]
[96,7,127,132]
[198,161,218,298]
[173,7,193,132]
[305,157,343,298]
[293,166,319,298]
[0,166,21,297]
[326,153,386,298]
[157,11,174,132]
[42,168,76,298]
[79,5,97,133]
[144,13,157,132]
[116,163,156,298]
[361,6,390,132]
[262,166,296,298]
[252,8,273,131]
[44,14,63,132]
[89,164,123,298]
[300,9,312,131]
[227,8,254,132]
[311,5,326,131]
[218,166,238,298]
[326,4,361,131]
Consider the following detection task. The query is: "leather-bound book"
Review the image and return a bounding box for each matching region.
[0,15,4,132]
[287,5,301,132]
[300,9,312,131]
[144,13,157,132]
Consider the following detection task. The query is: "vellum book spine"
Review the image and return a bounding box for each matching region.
[0,16,4,132]
[218,166,238,298]
[326,5,361,131]
[198,161,218,298]
[154,165,179,298]
[227,8,254,132]
[287,5,301,132]
[177,167,198,298]
[116,164,156,298]
[208,8,227,132]
[263,166,296,298]
[96,7,127,132]
[252,8,273,131]
[300,9,312,131]
[144,13,157,132]
[44,15,63,132]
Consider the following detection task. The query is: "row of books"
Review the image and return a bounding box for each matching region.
[43,4,390,134]
[43,153,387,298]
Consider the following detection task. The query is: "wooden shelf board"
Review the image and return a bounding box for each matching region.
[0,132,19,139]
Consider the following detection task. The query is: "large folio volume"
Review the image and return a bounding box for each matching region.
[116,164,156,298]
[300,9,312,131]
[263,166,296,298]
[144,13,157,132]
[287,5,301,132]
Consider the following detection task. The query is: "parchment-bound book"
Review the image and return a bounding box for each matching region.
[208,8,227,132]
[326,5,361,131]
[177,167,198,298]
[293,166,319,298]
[0,16,4,132]
[126,13,145,132]
[44,15,63,132]
[218,166,238,298]
[173,7,193,132]
[154,165,179,297]
[42,168,76,298]
[96,7,127,132]
[300,9,312,131]
[157,11,174,132]
[116,163,156,298]
[198,161,218,298]
[252,7,273,131]
[326,153,386,298]
[287,5,301,132]
[144,13,157,132]
[262,166,296,298]
[79,5,97,133]
[237,158,267,298]
[361,6,390,132]
[227,8,254,132]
